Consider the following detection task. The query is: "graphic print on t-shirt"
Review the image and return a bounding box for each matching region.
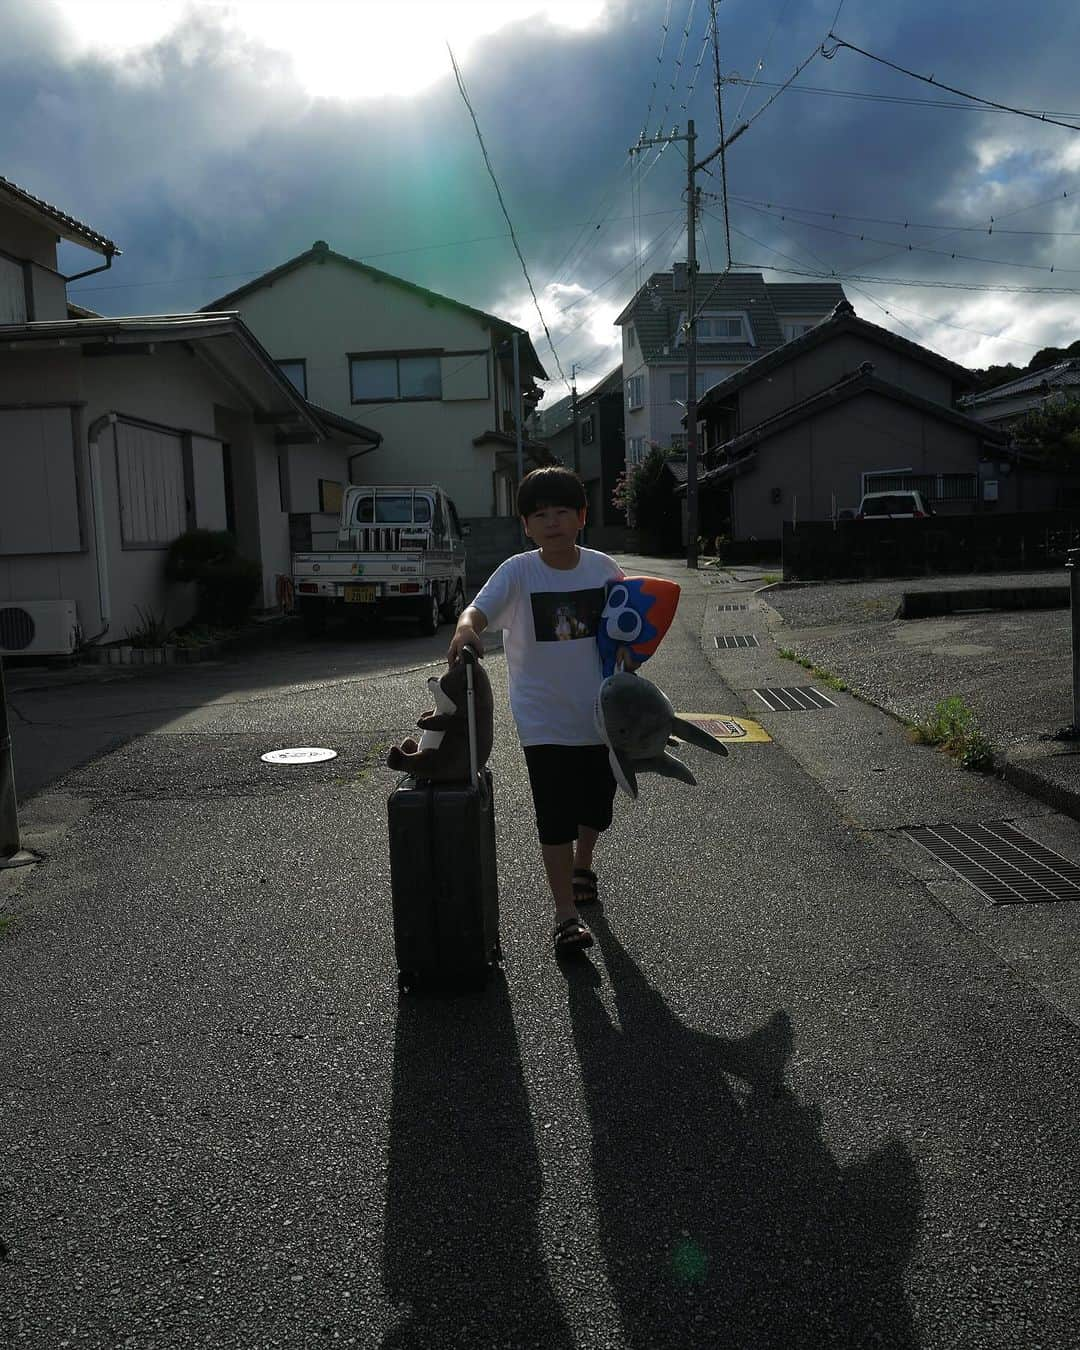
[530,587,606,642]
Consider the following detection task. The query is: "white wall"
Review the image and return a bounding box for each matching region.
[0,341,290,640]
[227,256,504,516]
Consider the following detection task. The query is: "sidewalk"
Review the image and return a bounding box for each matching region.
[751,567,1080,823]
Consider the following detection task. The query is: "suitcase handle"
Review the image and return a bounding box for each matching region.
[462,645,485,797]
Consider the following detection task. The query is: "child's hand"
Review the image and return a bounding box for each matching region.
[615,646,639,672]
[448,625,484,667]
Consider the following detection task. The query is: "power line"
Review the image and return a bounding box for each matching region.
[706,192,1080,275]
[721,75,1080,120]
[640,0,675,139]
[69,209,686,296]
[447,44,566,387]
[732,0,793,123]
[726,192,1080,239]
[823,32,1080,133]
[732,260,1080,295]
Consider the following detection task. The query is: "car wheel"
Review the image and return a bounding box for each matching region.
[300,599,327,637]
[441,582,465,624]
[418,592,441,636]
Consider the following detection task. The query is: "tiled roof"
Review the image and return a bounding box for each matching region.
[534,365,622,436]
[961,359,1080,406]
[616,271,846,365]
[663,454,688,483]
[765,284,848,314]
[0,175,118,255]
[697,300,974,410]
[699,366,1006,480]
[201,240,548,382]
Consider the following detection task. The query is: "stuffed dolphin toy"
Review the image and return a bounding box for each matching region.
[594,671,728,800]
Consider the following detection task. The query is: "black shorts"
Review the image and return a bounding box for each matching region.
[523,744,618,846]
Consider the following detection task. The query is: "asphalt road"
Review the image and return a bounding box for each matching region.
[1,558,1079,1348]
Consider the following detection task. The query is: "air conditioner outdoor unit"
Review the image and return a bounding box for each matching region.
[0,600,79,656]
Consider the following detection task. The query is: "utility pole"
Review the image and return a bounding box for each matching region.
[511,329,525,544]
[570,363,581,476]
[0,657,40,870]
[630,121,701,570]
[685,119,699,571]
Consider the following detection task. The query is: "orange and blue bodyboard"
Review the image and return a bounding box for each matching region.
[598,576,681,677]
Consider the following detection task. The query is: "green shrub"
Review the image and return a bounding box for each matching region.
[165,529,261,626]
[911,695,996,772]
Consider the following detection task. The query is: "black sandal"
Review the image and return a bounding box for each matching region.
[553,916,594,953]
[572,868,599,905]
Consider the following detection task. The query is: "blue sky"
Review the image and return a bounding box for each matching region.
[3,0,1079,402]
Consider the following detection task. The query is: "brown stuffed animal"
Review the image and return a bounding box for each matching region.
[386,656,494,782]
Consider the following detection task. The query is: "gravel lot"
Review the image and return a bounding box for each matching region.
[760,570,1074,756]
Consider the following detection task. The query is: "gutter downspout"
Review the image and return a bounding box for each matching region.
[63,247,118,286]
[348,442,379,484]
[83,412,116,644]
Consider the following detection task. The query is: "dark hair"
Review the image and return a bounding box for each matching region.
[517,466,587,518]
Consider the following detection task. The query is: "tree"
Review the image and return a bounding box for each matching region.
[610,446,675,530]
[1013,396,1080,469]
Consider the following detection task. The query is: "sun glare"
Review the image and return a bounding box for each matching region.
[51,0,608,98]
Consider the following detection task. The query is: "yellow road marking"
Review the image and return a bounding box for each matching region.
[676,713,772,743]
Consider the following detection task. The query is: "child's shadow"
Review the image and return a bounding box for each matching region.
[564,912,923,1348]
[381,972,573,1350]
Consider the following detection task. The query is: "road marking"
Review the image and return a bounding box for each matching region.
[261,747,338,764]
[676,713,772,743]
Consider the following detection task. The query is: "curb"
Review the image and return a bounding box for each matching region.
[1002,759,1080,826]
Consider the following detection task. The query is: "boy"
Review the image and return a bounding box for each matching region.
[446,466,628,954]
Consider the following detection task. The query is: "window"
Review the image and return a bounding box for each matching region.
[277,359,307,397]
[350,353,442,403]
[698,315,745,341]
[626,374,644,410]
[782,321,815,342]
[580,414,595,444]
[676,311,749,344]
[115,420,186,548]
[627,324,637,349]
[0,407,82,554]
[670,433,686,450]
[627,436,646,466]
[351,491,433,525]
[668,371,714,402]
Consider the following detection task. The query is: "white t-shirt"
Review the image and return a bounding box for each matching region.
[472,547,624,746]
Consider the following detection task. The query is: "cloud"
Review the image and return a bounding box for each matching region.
[0,0,1078,385]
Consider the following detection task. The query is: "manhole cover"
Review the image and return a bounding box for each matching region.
[904,821,1080,904]
[676,713,772,743]
[753,686,836,711]
[717,603,748,611]
[715,634,759,649]
[261,747,339,765]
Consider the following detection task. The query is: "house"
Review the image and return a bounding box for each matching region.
[679,300,1024,544]
[531,366,627,550]
[615,267,846,465]
[960,359,1080,428]
[201,242,553,580]
[0,175,381,655]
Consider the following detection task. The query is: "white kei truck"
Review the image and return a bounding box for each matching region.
[292,484,468,637]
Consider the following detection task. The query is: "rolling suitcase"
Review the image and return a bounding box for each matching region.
[388,648,501,992]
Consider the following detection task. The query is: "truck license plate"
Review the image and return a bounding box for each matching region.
[345,584,376,603]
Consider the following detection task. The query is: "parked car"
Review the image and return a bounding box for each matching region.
[856,490,934,520]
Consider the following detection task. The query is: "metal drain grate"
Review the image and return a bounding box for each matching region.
[715,634,759,649]
[717,603,748,612]
[904,821,1080,904]
[753,686,836,711]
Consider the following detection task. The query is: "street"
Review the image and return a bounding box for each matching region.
[2,558,1079,1348]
